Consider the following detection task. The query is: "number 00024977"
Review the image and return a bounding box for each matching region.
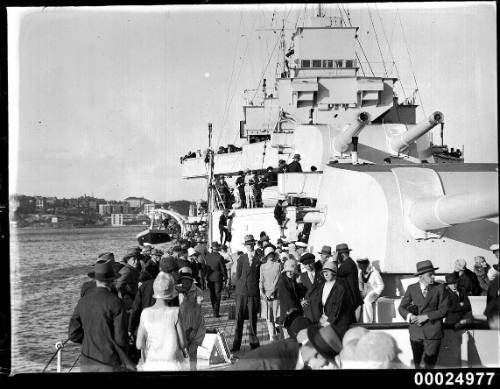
[414,372,495,386]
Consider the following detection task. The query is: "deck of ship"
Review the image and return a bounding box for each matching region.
[197,285,272,369]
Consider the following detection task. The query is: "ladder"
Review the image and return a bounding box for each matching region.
[214,184,225,210]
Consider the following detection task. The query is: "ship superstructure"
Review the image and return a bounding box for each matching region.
[181,13,451,182]
[179,8,497,280]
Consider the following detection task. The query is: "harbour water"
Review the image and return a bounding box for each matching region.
[10,226,146,374]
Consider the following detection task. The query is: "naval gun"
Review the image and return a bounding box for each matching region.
[304,163,498,290]
[332,111,371,154]
[389,111,444,154]
[409,190,499,231]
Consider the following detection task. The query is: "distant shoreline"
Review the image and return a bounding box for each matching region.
[10,224,147,230]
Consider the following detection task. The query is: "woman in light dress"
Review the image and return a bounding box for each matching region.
[259,246,282,341]
[136,272,189,371]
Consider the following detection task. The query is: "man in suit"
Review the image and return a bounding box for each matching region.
[316,245,335,271]
[69,261,135,372]
[335,243,363,323]
[80,252,117,297]
[298,253,323,322]
[287,154,303,173]
[205,242,228,317]
[398,260,449,369]
[231,234,262,352]
[116,247,142,298]
[228,323,342,370]
[443,273,472,325]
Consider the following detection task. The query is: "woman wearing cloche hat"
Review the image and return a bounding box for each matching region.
[136,273,189,371]
[277,259,304,339]
[259,246,282,341]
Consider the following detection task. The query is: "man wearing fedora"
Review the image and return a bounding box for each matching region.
[116,247,142,298]
[228,323,342,370]
[231,234,262,352]
[205,242,228,318]
[287,154,303,173]
[69,260,135,372]
[317,245,334,271]
[177,267,206,371]
[398,260,449,369]
[298,253,323,322]
[335,243,363,322]
[80,252,118,297]
[438,273,473,367]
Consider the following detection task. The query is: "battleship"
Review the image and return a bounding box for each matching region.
[175,5,499,367]
[42,5,498,372]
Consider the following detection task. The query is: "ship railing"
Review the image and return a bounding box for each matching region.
[42,339,80,373]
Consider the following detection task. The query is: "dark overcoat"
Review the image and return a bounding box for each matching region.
[205,252,228,282]
[286,160,302,173]
[277,273,303,324]
[336,257,363,309]
[443,287,472,324]
[68,287,132,370]
[310,279,353,337]
[128,279,155,334]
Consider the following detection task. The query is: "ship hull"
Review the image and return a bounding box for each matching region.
[136,228,171,245]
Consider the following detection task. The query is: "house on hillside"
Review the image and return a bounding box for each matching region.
[124,196,151,210]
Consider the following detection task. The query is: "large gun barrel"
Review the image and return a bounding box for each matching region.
[409,190,499,231]
[390,111,444,152]
[333,111,370,153]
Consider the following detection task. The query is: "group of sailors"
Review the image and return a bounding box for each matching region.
[215,153,315,210]
[67,230,499,371]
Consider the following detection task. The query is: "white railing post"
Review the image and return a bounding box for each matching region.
[55,341,64,373]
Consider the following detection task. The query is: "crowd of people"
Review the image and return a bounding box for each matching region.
[68,231,499,371]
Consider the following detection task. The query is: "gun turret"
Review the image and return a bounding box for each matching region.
[333,112,370,154]
[409,190,499,231]
[390,111,444,153]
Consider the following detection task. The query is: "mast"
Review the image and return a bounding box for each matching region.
[207,123,214,246]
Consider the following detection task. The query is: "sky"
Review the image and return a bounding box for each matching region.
[8,3,497,202]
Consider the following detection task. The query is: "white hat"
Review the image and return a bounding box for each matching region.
[490,243,499,251]
[264,246,275,258]
[152,273,178,300]
[295,241,307,248]
[187,247,198,257]
[454,258,467,272]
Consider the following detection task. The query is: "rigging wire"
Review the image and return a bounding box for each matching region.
[396,6,426,117]
[249,5,293,105]
[41,338,70,373]
[374,4,407,100]
[341,4,374,77]
[218,11,258,149]
[367,5,388,77]
[336,4,365,77]
[214,12,244,149]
